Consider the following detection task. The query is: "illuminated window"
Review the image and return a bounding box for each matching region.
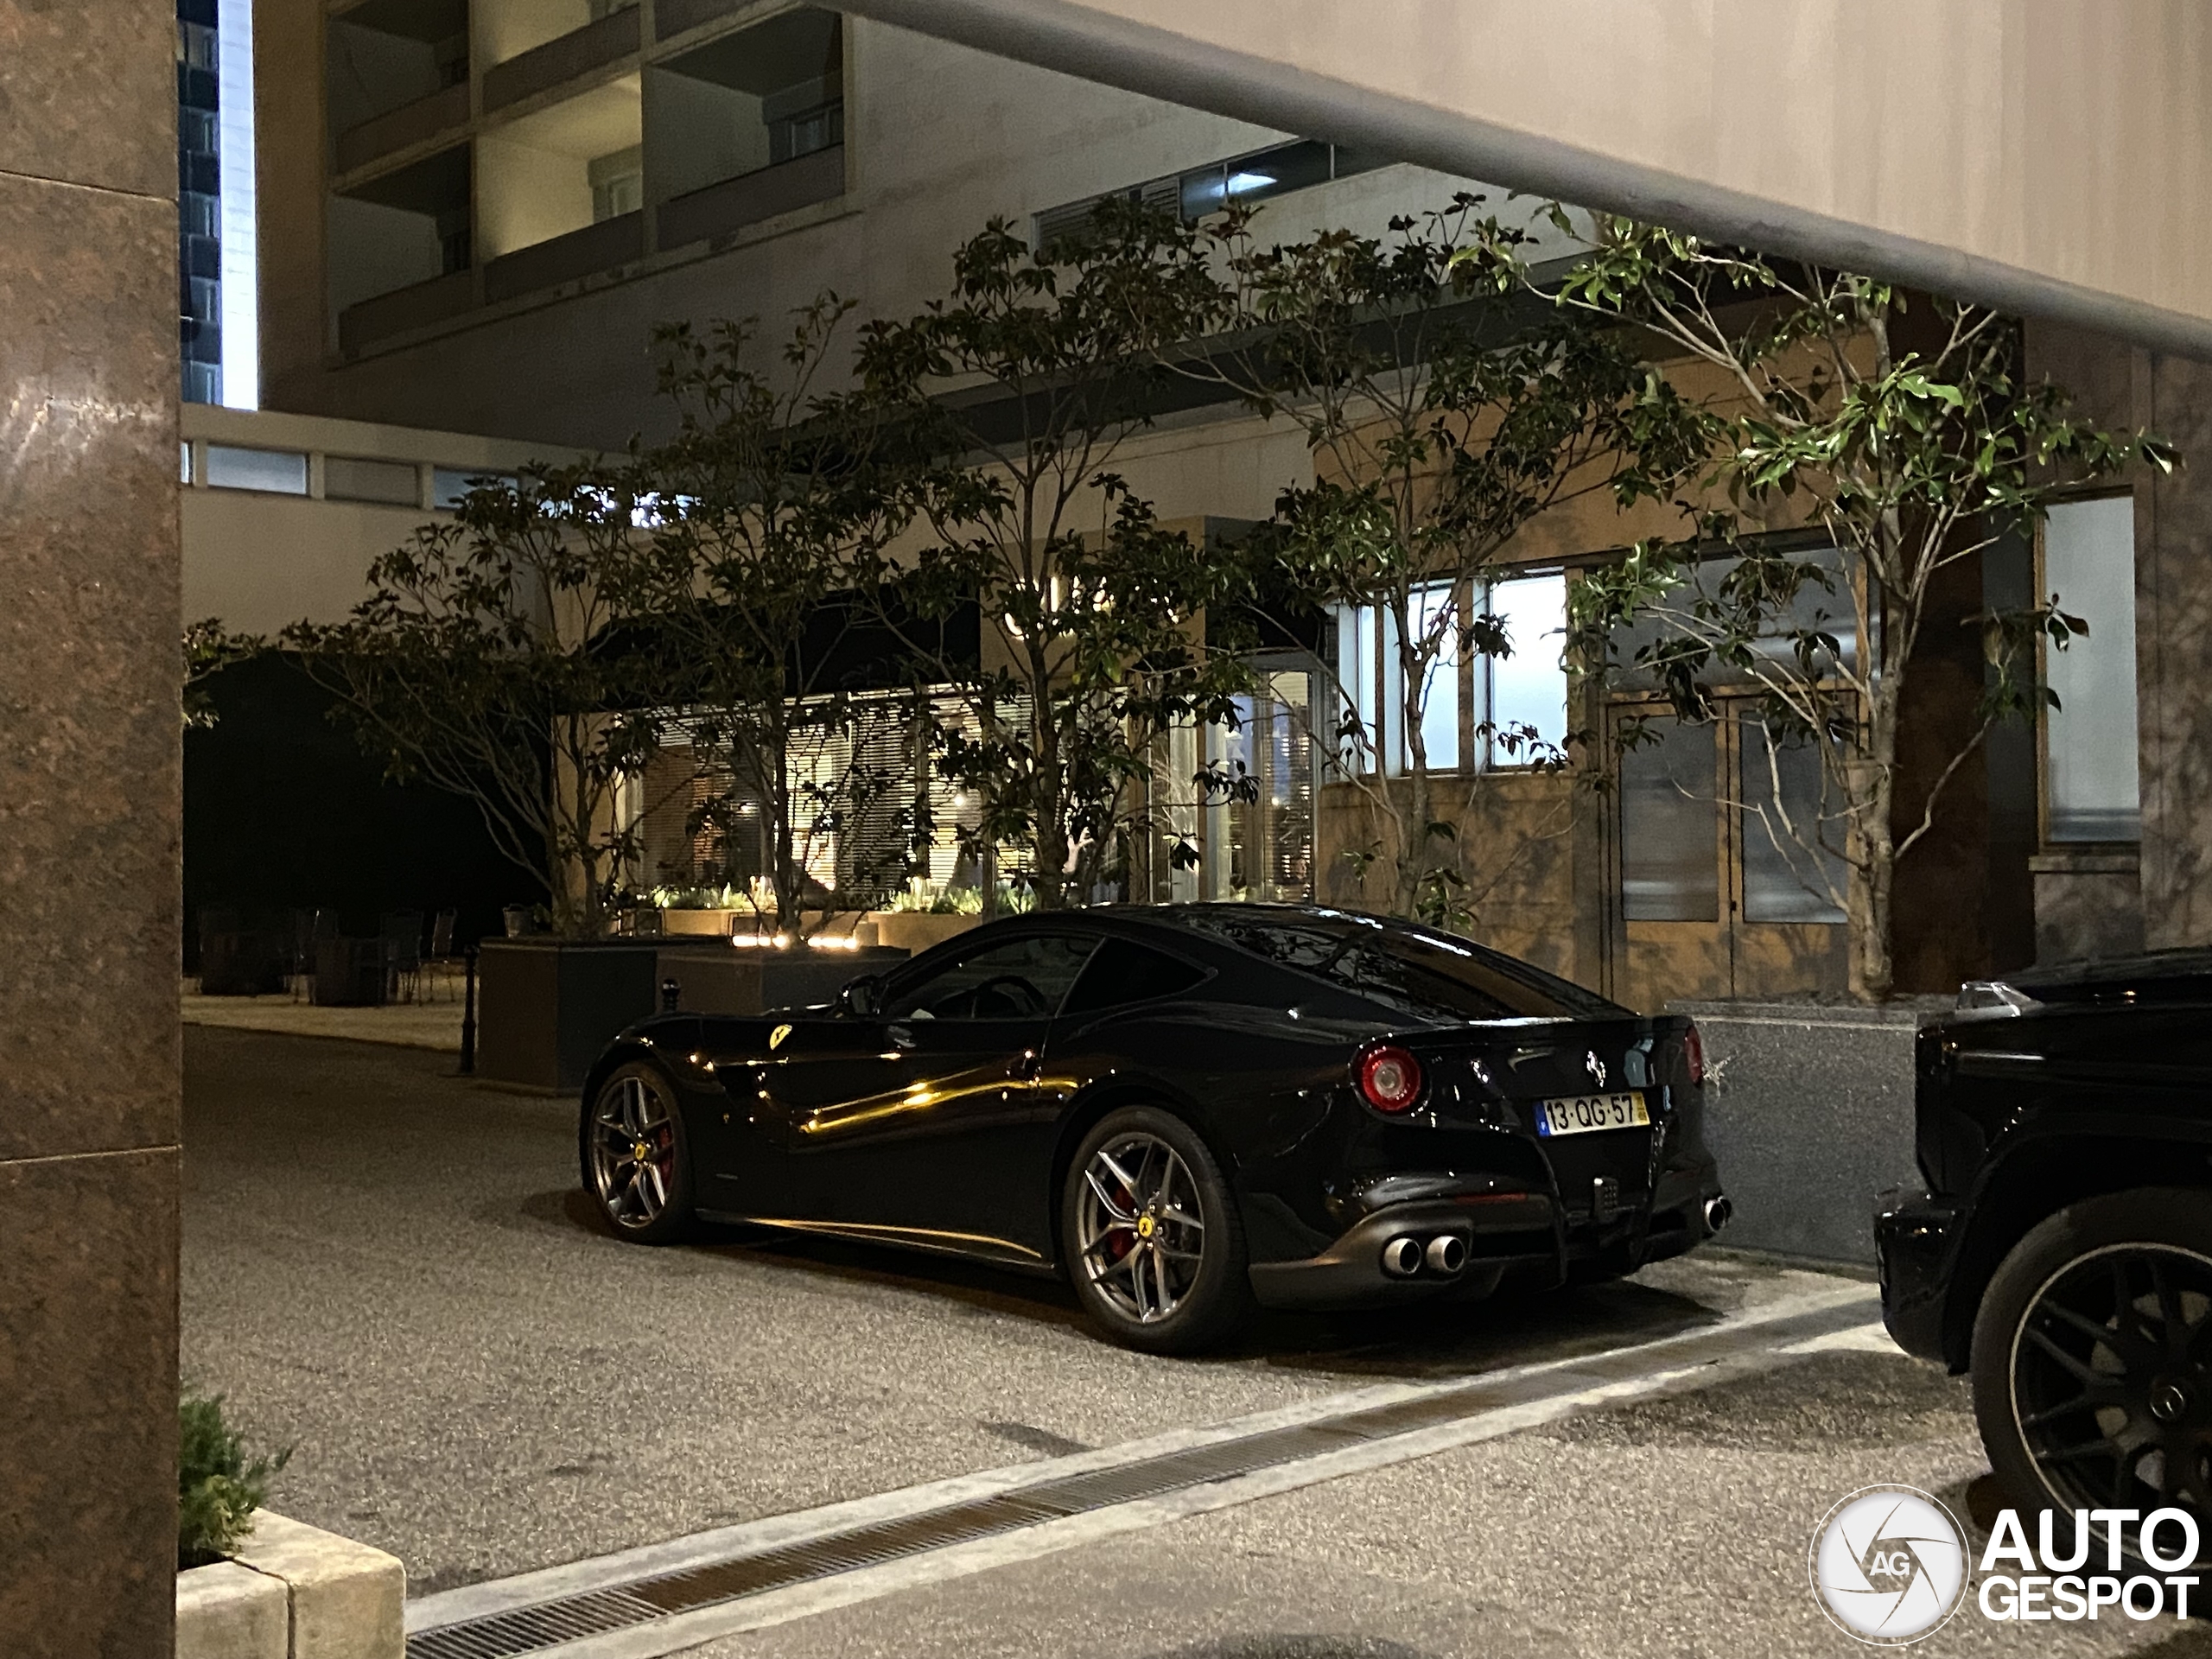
[2044,495,2140,842]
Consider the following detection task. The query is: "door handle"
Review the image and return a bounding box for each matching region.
[888,1026,916,1051]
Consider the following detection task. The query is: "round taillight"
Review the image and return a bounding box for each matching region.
[1357,1045,1424,1114]
[1684,1022,1706,1087]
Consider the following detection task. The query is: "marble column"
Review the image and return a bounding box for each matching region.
[2139,351,2212,950]
[0,3,184,1656]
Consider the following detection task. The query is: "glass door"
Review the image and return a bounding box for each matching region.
[1610,701,1848,1007]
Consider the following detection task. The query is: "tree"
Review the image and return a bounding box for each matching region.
[182,619,260,729]
[1482,213,2175,999]
[1207,198,1702,923]
[284,471,673,938]
[857,208,1255,909]
[631,299,922,939]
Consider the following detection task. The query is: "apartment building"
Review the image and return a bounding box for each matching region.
[226,1,2191,1004]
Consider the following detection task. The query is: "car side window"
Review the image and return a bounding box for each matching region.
[1062,938,1209,1016]
[882,934,1097,1021]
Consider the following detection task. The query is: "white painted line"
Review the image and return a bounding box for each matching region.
[409,1281,1876,1637]
[524,1314,1891,1658]
[1690,1015,1920,1033]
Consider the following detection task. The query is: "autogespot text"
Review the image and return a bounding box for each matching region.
[1977,1507,2199,1623]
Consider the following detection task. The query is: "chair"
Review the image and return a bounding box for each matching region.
[381,910,424,1004]
[425,908,458,1001]
[293,909,338,1001]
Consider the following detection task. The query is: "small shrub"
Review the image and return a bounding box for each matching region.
[178,1388,290,1568]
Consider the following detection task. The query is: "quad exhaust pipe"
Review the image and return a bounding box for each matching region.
[1704,1194,1733,1233]
[1381,1234,1468,1278]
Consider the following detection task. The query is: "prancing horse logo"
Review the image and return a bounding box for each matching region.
[1585,1051,1608,1088]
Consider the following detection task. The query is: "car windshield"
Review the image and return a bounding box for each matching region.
[1179,911,1620,1022]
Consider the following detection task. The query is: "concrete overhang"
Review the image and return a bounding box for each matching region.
[842,0,2212,359]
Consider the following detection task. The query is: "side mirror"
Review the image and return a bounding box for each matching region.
[840,974,884,1019]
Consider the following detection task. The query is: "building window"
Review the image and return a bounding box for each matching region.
[1035,138,1387,251]
[204,445,307,494]
[434,467,518,510]
[1330,571,1567,777]
[1485,572,1568,763]
[326,455,422,506]
[590,148,645,222]
[2044,494,2140,842]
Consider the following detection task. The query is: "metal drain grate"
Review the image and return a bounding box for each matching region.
[409,1295,1869,1659]
[408,1589,664,1659]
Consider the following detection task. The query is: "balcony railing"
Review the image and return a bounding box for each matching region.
[334,82,470,176]
[338,269,474,355]
[482,7,641,115]
[655,145,844,252]
[653,0,743,40]
[482,212,645,305]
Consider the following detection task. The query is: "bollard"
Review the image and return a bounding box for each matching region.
[660,976,681,1014]
[459,946,479,1075]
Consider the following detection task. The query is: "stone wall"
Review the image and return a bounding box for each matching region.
[0,2,184,1653]
[2137,352,2212,950]
[1313,768,1599,986]
[2024,321,2212,960]
[1675,1001,1926,1266]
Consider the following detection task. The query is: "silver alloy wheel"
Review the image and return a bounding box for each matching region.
[590,1073,677,1230]
[1076,1132,1206,1324]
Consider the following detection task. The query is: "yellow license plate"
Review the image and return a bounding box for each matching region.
[1535,1093,1650,1137]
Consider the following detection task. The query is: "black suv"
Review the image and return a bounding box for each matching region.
[1878,949,2212,1527]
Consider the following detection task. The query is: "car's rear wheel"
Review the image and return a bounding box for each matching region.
[582,1060,696,1243]
[1064,1106,1250,1355]
[1973,1187,2212,1560]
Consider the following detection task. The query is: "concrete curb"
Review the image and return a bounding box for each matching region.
[177,1510,404,1659]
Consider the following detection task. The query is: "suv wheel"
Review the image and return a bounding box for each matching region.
[1973,1187,2212,1556]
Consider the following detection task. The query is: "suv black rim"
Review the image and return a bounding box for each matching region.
[2011,1242,2212,1533]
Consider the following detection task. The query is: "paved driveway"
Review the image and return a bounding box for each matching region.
[183,1027,2208,1657]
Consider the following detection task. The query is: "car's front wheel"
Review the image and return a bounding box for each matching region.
[582,1060,696,1243]
[1063,1106,1251,1355]
[1973,1187,2212,1556]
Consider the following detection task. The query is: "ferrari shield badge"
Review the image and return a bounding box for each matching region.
[769,1023,793,1051]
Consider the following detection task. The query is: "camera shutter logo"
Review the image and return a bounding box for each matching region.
[1809,1485,1968,1645]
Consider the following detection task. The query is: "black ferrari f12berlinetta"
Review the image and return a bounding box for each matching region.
[581,903,1729,1351]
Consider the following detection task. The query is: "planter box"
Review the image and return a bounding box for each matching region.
[660,908,743,938]
[1674,1000,1931,1267]
[177,1560,286,1659]
[477,938,661,1090]
[868,911,982,956]
[177,1510,403,1659]
[655,942,909,1016]
[200,930,288,996]
[312,938,385,1007]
